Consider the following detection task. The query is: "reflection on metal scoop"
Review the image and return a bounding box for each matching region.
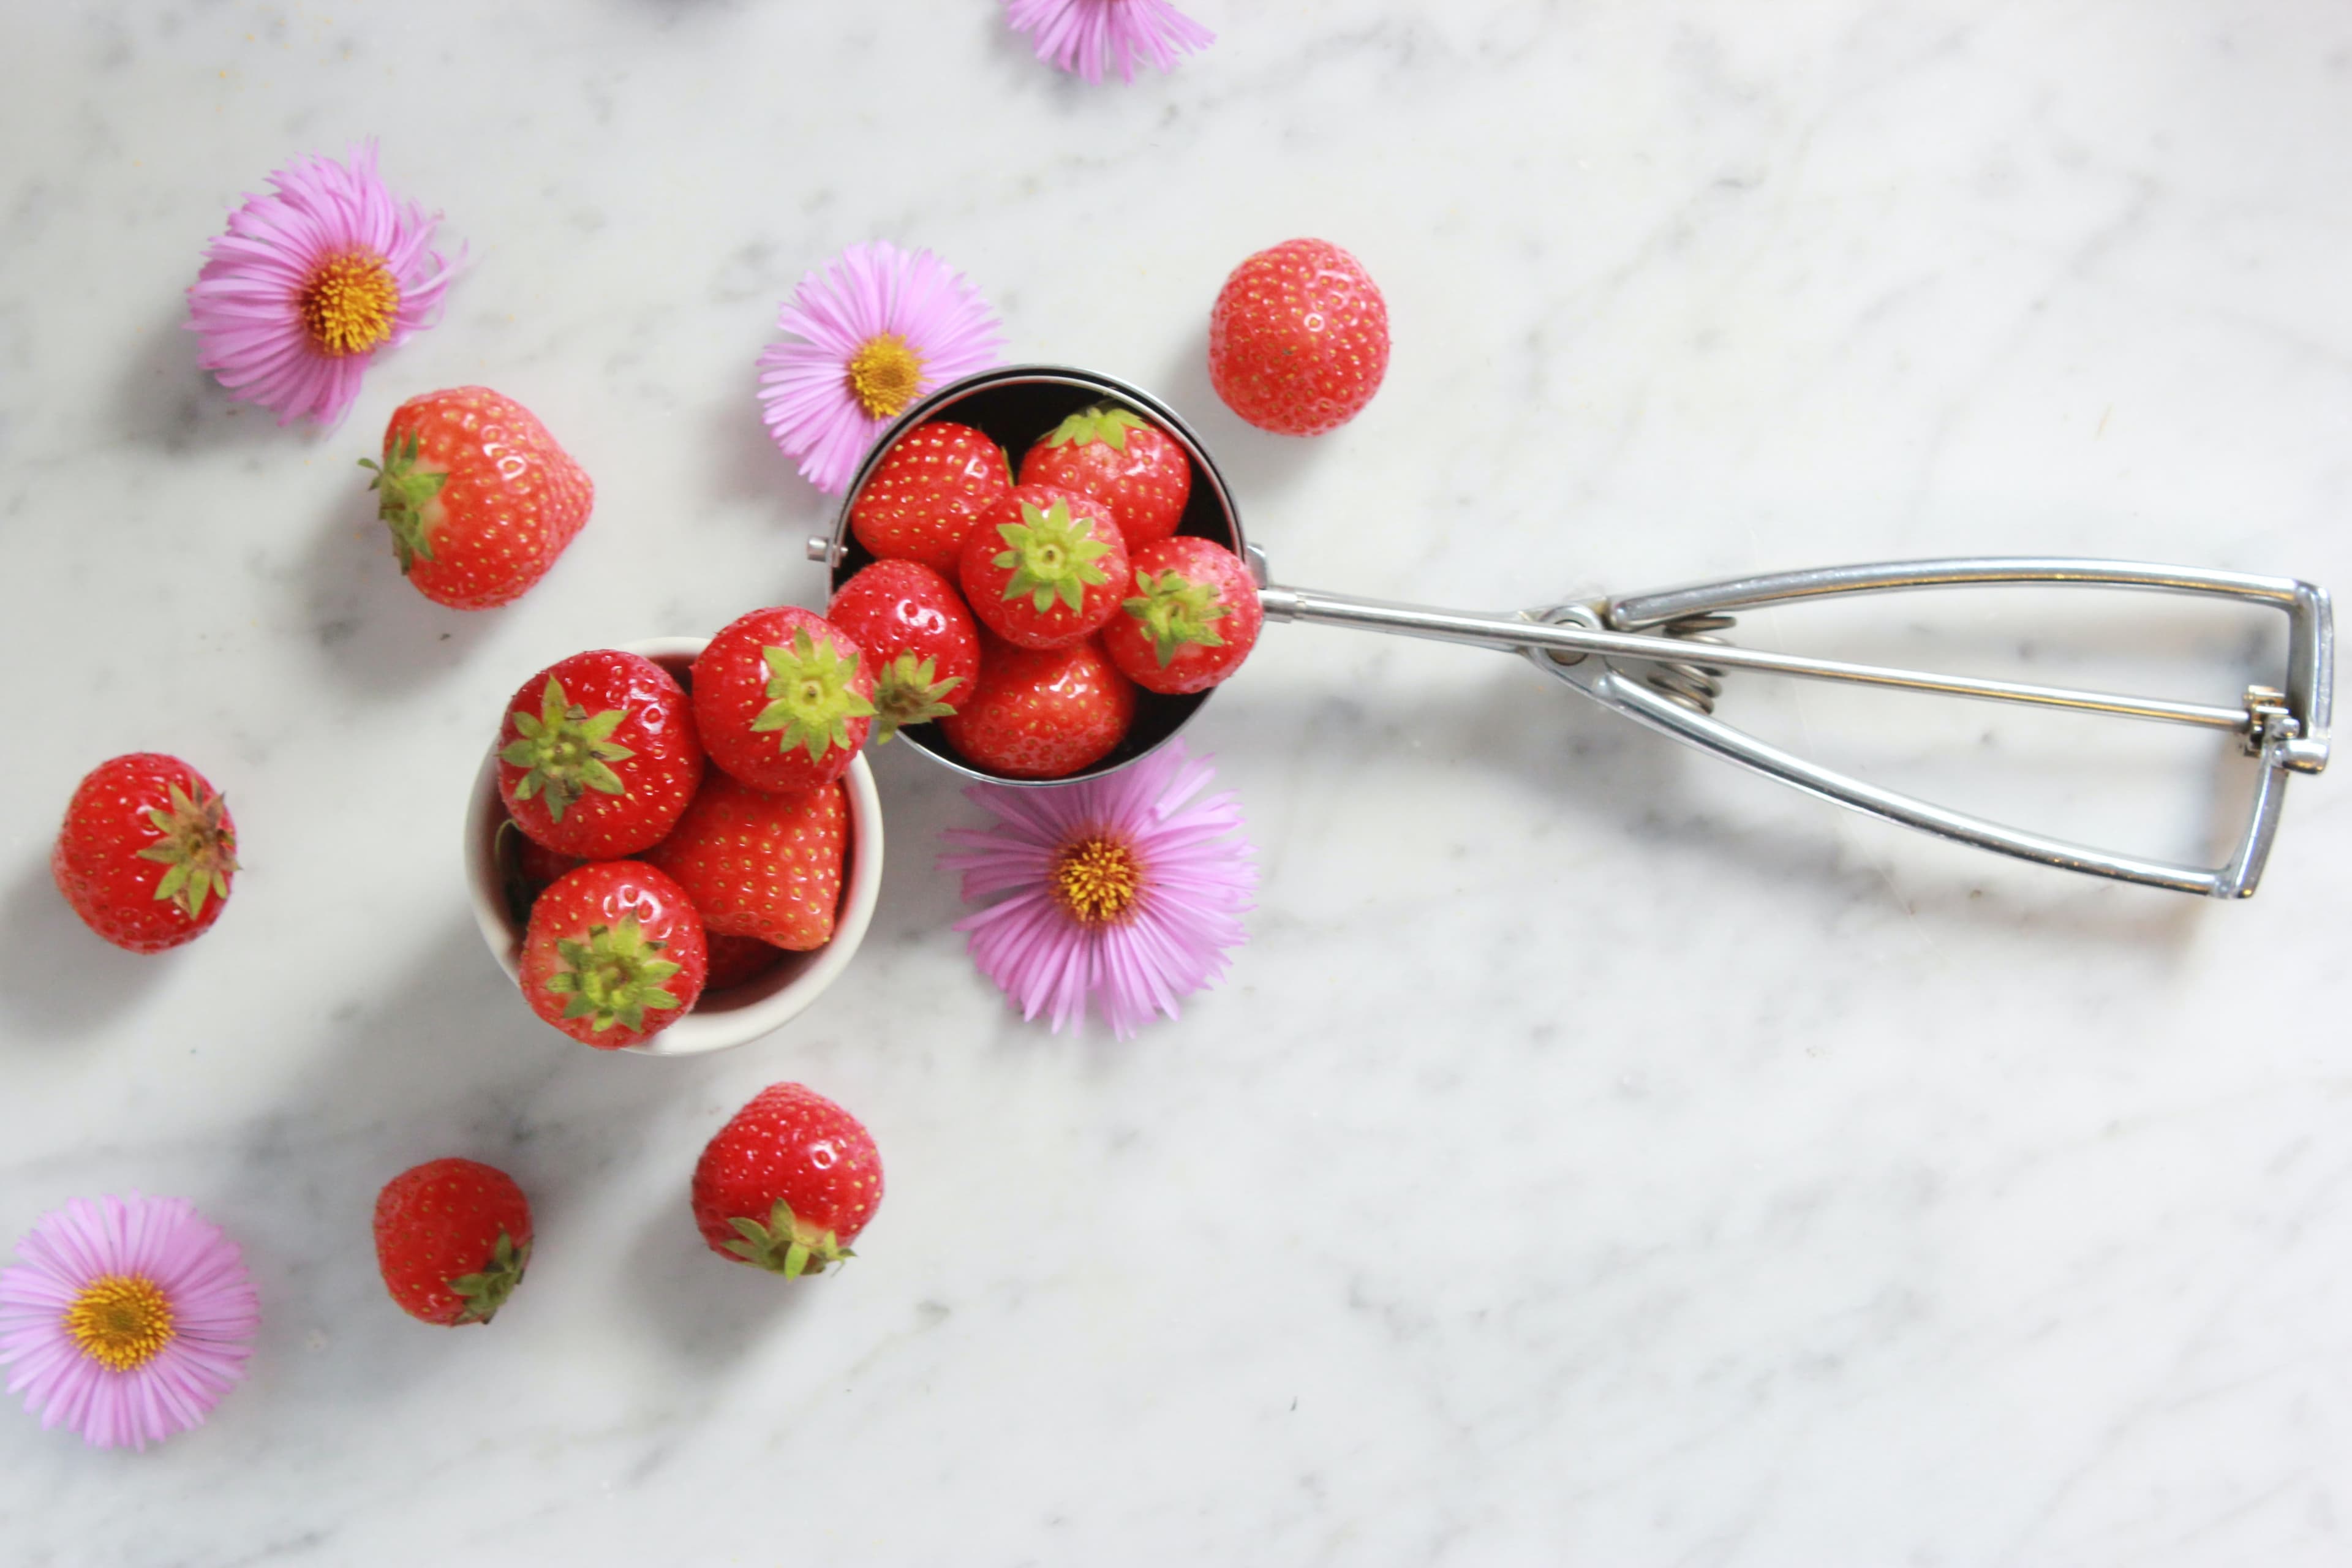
[818,366,2334,899]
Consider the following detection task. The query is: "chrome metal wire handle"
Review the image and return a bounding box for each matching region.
[1260,559,2334,899]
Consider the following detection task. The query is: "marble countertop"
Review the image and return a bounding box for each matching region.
[6,2,2350,1562]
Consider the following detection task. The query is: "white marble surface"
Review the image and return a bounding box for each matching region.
[4,2,2350,1562]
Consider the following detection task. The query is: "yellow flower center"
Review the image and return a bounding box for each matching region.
[1050,836,1145,926]
[845,333,925,418]
[298,252,401,357]
[64,1275,177,1373]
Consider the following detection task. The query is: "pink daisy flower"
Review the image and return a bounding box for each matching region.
[755,241,1006,496]
[941,739,1254,1039]
[1006,0,1215,85]
[1,1194,260,1451]
[185,140,461,427]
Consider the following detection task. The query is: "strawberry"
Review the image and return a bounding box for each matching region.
[373,1158,533,1326]
[940,634,1137,780]
[704,933,788,992]
[1017,402,1193,550]
[519,861,709,1049]
[1208,238,1390,436]
[849,420,1013,575]
[52,754,239,954]
[497,650,704,859]
[361,386,593,610]
[825,559,980,741]
[692,606,876,794]
[646,772,848,951]
[692,1083,883,1278]
[1100,537,1265,695]
[957,484,1131,650]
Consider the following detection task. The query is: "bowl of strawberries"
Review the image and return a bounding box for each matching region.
[464,635,884,1057]
[816,364,1264,785]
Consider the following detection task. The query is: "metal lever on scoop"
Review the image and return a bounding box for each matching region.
[1259,558,2334,899]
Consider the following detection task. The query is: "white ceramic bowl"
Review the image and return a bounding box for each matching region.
[462,636,884,1057]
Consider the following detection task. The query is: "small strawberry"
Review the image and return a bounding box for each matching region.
[53,754,239,954]
[692,1083,883,1278]
[1100,537,1265,695]
[704,933,788,992]
[645,772,847,951]
[825,559,981,741]
[361,386,594,610]
[1208,238,1390,436]
[1017,402,1193,550]
[497,650,705,859]
[692,606,877,794]
[849,420,1013,575]
[957,484,1131,650]
[940,634,1137,780]
[519,861,709,1049]
[373,1158,534,1326]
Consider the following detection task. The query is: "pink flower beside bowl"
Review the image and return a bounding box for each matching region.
[462,637,883,1057]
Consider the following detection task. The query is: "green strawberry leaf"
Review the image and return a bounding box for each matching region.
[752,628,878,763]
[992,498,1112,618]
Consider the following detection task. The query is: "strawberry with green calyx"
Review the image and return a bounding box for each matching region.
[692,606,876,794]
[940,633,1137,780]
[1018,402,1193,550]
[826,559,980,742]
[646,772,847,951]
[497,650,704,859]
[53,753,240,954]
[692,1083,883,1278]
[520,861,708,1049]
[1100,536,1266,695]
[361,386,593,610]
[849,420,1014,575]
[373,1158,535,1327]
[958,484,1131,650]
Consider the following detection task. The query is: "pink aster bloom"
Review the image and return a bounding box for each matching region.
[942,739,1254,1039]
[185,140,460,426]
[1007,0,1215,85]
[0,1194,260,1451]
[756,241,1006,496]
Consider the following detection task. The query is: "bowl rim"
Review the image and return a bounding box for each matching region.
[461,635,884,1057]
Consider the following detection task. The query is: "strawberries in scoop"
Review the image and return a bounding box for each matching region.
[958,484,1131,650]
[848,420,1011,576]
[826,559,980,742]
[941,634,1137,779]
[1101,537,1264,695]
[1017,402,1191,551]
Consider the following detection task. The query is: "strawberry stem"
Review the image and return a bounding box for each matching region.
[136,780,239,919]
[752,629,878,762]
[993,497,1113,614]
[359,431,450,573]
[500,677,635,822]
[543,915,683,1035]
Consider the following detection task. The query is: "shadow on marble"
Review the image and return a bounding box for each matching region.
[295,483,502,695]
[115,311,313,458]
[622,1190,818,1371]
[0,856,169,1041]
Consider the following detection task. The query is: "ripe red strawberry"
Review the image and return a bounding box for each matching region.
[361,386,594,609]
[1017,402,1193,550]
[692,1083,883,1277]
[940,635,1137,780]
[497,650,704,859]
[849,420,1012,575]
[646,771,847,951]
[373,1158,533,1326]
[704,933,788,992]
[1208,239,1390,436]
[958,484,1131,650]
[53,754,239,954]
[692,606,876,794]
[1100,537,1265,695]
[826,559,980,741]
[519,861,709,1049]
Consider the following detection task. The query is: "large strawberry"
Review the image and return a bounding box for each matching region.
[645,772,848,951]
[519,861,709,1049]
[497,650,704,859]
[692,606,876,794]
[958,484,1131,650]
[825,559,980,742]
[1208,238,1390,436]
[1100,537,1265,695]
[52,754,239,954]
[848,420,1012,575]
[1017,402,1193,550]
[940,634,1137,780]
[692,1083,883,1278]
[373,1158,534,1326]
[361,386,594,610]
